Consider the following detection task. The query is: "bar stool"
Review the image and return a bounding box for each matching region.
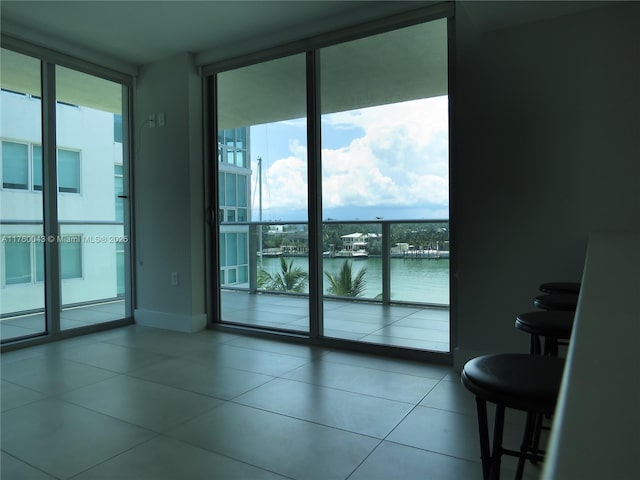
[538,282,580,295]
[533,293,578,311]
[515,311,574,356]
[462,354,564,480]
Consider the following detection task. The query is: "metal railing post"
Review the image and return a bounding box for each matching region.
[382,221,391,305]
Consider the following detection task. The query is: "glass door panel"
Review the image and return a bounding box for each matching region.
[55,66,127,330]
[320,19,450,350]
[216,54,309,333]
[0,49,46,341]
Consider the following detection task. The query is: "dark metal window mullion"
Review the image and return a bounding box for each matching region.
[306,50,323,339]
[41,61,61,335]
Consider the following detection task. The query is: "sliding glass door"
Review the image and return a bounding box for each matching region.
[0,46,132,343]
[215,54,310,333]
[0,49,46,340]
[55,66,128,330]
[319,19,450,350]
[209,10,451,353]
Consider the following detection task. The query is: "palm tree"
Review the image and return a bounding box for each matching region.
[258,256,309,293]
[325,260,367,297]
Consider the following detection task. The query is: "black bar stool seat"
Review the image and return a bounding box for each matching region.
[462,354,565,480]
[538,282,581,294]
[533,293,578,311]
[516,311,574,355]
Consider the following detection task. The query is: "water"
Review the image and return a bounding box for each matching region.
[259,256,449,305]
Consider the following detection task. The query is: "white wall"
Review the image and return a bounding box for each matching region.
[133,53,206,332]
[452,1,640,367]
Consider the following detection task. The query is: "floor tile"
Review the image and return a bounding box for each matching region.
[388,404,529,464]
[349,440,482,480]
[72,435,288,480]
[0,452,56,480]
[387,405,481,461]
[1,380,47,412]
[226,335,327,359]
[393,315,450,331]
[1,355,117,395]
[105,328,214,357]
[129,357,274,400]
[167,402,379,480]
[184,343,311,376]
[371,325,450,343]
[235,377,414,438]
[420,378,477,415]
[59,342,170,373]
[61,375,223,432]
[60,308,123,323]
[322,350,451,380]
[358,334,449,352]
[0,323,43,341]
[403,308,450,321]
[283,360,439,403]
[1,398,154,479]
[324,318,383,334]
[323,329,366,341]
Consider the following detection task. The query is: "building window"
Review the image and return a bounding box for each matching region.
[114,114,123,143]
[218,127,249,168]
[1,141,80,194]
[2,141,29,190]
[60,236,82,279]
[33,145,43,190]
[219,172,250,223]
[219,231,249,285]
[4,241,32,284]
[58,149,80,193]
[2,235,81,285]
[225,173,237,206]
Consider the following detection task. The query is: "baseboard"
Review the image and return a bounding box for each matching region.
[134,308,207,333]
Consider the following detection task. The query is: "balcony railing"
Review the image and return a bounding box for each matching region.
[220,219,450,307]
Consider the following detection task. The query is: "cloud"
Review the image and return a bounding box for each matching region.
[257,96,449,219]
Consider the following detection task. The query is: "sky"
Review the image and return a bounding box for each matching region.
[250,95,449,222]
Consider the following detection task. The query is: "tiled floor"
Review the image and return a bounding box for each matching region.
[0,300,126,341]
[0,324,546,479]
[222,290,451,351]
[2,292,450,351]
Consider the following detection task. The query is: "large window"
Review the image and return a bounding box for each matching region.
[216,53,310,332]
[56,65,126,329]
[0,49,45,340]
[1,45,131,343]
[210,10,450,352]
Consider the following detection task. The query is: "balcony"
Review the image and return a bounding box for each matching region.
[0,221,126,343]
[219,220,450,352]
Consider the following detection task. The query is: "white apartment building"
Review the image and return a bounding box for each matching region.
[218,127,252,287]
[0,89,124,316]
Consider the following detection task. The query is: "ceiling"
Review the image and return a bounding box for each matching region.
[1,1,437,70]
[1,1,608,73]
[1,1,608,124]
